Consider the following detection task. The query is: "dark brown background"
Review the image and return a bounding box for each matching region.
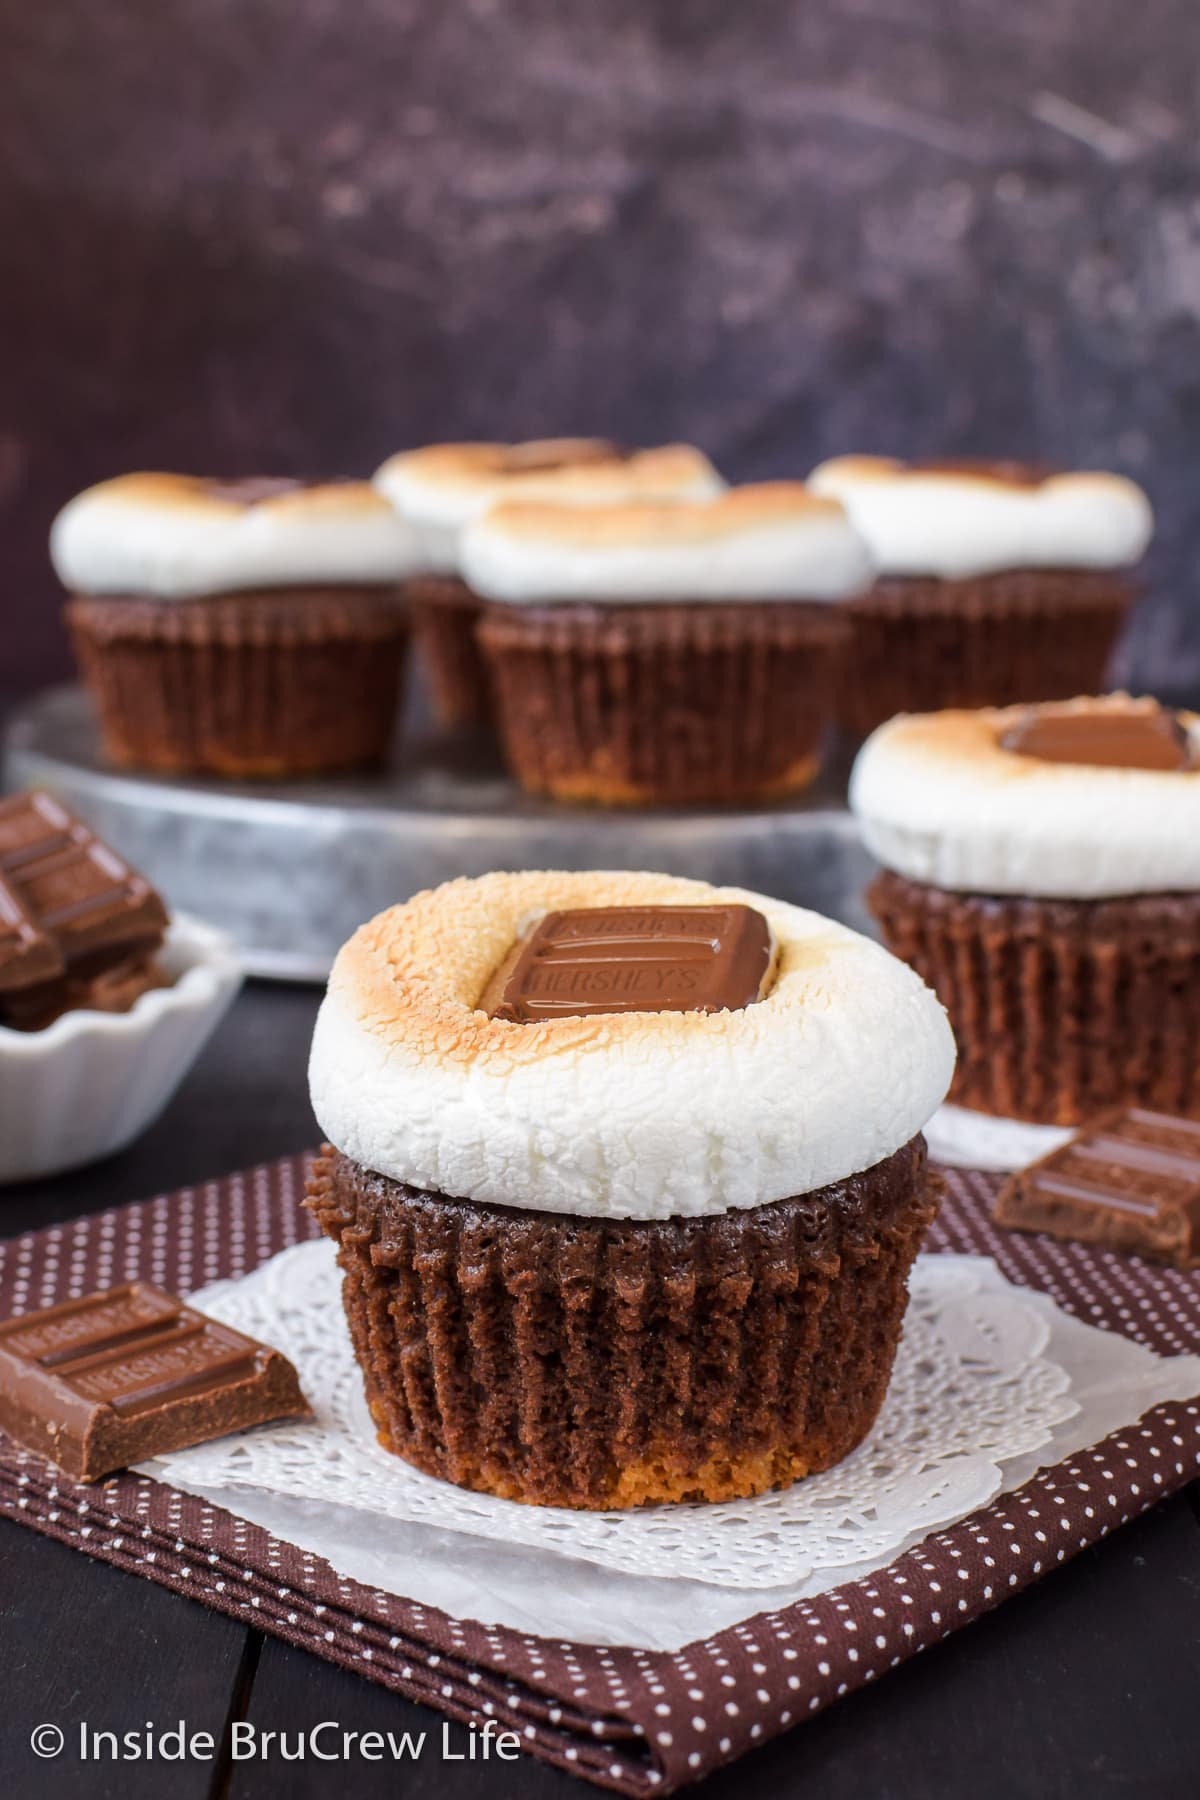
[2,0,1198,698]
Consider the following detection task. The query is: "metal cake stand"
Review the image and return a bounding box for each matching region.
[3,686,877,982]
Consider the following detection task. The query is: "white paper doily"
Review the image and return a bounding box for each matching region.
[149,1239,1079,1591]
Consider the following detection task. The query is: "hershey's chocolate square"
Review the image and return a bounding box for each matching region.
[483,903,773,1023]
[1000,703,1195,771]
[0,791,168,967]
[994,1107,1200,1268]
[0,791,169,1029]
[0,868,61,994]
[0,1282,309,1482]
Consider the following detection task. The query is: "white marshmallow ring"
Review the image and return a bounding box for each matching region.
[308,869,955,1220]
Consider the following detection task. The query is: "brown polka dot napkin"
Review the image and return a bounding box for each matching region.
[1,1154,1198,1795]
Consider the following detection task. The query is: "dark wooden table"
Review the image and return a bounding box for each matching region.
[3,982,1200,1800]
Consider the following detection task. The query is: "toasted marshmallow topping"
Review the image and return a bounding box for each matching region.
[809,455,1153,579]
[850,696,1200,899]
[374,441,724,573]
[459,484,875,604]
[308,869,954,1220]
[51,474,424,599]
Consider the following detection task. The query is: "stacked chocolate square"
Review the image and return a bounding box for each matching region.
[0,790,168,1031]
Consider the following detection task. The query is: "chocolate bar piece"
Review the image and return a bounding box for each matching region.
[995,1107,1200,1268]
[0,868,61,994]
[482,903,773,1023]
[0,790,169,1029]
[1001,702,1195,771]
[0,1282,310,1482]
[0,953,169,1034]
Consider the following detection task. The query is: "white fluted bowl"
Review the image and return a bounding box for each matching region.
[0,913,242,1183]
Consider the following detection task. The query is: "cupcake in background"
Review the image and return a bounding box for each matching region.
[851,694,1200,1160]
[462,483,874,805]
[53,475,420,778]
[306,868,954,1508]
[808,456,1153,739]
[373,440,724,729]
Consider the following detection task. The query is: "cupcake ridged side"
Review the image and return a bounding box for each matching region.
[306,1137,938,1510]
[841,569,1134,738]
[67,588,408,777]
[869,869,1200,1123]
[402,574,495,729]
[477,599,847,805]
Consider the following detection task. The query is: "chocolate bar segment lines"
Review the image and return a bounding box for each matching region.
[0,1282,310,1482]
[484,903,774,1022]
[0,789,168,967]
[0,790,169,1028]
[995,1107,1200,1268]
[0,868,61,993]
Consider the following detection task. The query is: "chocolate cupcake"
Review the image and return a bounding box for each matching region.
[460,485,873,805]
[306,869,954,1509]
[851,695,1200,1136]
[53,474,421,778]
[808,456,1153,738]
[372,441,724,730]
